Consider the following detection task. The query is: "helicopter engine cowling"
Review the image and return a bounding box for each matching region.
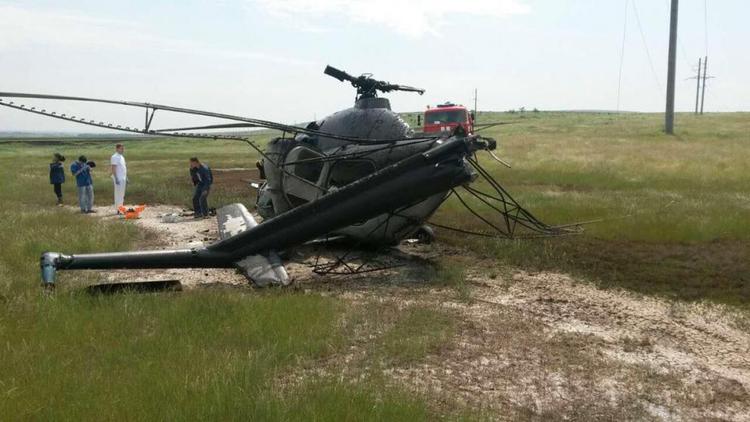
[314,97,413,151]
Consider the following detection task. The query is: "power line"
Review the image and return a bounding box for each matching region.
[700,56,714,114]
[678,34,691,68]
[664,0,691,67]
[632,0,662,93]
[616,0,629,112]
[704,0,709,57]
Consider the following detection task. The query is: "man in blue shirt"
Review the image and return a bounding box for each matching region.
[189,157,213,218]
[70,155,96,214]
[49,152,66,206]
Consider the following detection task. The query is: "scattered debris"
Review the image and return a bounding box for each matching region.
[160,213,181,223]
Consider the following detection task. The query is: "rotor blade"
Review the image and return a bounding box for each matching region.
[0,91,290,130]
[324,65,355,82]
[0,91,153,108]
[378,83,425,95]
[0,91,439,144]
[473,122,517,133]
[390,84,425,95]
[474,122,516,128]
[152,123,262,133]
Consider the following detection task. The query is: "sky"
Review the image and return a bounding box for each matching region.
[0,0,747,132]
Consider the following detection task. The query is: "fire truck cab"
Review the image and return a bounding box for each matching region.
[423,102,474,134]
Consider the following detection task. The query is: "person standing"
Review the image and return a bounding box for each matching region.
[71,155,96,214]
[110,144,127,213]
[49,153,66,206]
[189,157,213,218]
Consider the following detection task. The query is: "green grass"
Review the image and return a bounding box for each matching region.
[1,111,749,418]
[1,292,342,419]
[0,135,267,209]
[0,135,467,419]
[431,111,750,306]
[373,306,456,366]
[439,111,750,242]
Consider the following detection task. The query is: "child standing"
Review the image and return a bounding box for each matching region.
[49,153,66,206]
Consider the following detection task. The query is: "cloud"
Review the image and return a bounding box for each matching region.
[0,3,139,50]
[0,2,314,67]
[250,0,530,38]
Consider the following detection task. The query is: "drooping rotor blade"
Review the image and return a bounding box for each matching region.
[0,91,297,132]
[152,123,262,133]
[0,92,437,144]
[473,122,517,133]
[474,122,516,128]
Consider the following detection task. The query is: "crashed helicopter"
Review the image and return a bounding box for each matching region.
[0,65,576,288]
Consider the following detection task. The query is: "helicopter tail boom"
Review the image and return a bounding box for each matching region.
[40,136,476,288]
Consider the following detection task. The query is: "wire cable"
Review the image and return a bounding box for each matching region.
[631,0,663,93]
[704,0,709,57]
[617,0,630,112]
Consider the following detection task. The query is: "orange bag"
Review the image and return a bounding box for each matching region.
[118,205,146,219]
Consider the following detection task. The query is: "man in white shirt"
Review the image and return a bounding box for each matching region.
[110,144,127,213]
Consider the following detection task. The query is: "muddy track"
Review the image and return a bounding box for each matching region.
[86,205,750,420]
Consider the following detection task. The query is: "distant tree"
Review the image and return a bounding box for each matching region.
[519,106,526,113]
[533,108,540,113]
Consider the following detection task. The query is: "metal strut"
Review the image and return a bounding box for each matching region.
[144,107,157,133]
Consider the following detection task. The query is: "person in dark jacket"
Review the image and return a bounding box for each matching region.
[49,153,66,206]
[70,155,96,213]
[189,157,213,218]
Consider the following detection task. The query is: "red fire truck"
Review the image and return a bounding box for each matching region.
[423,102,474,134]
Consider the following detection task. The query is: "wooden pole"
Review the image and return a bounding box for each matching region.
[665,0,679,134]
[700,56,708,114]
[694,57,701,114]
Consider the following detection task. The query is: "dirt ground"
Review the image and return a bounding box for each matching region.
[84,205,750,420]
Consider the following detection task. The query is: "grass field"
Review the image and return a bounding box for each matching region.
[0,111,748,419]
[436,111,750,306]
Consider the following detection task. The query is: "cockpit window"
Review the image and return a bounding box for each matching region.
[289,147,324,183]
[328,159,376,188]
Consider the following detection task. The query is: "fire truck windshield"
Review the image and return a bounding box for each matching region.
[426,109,466,124]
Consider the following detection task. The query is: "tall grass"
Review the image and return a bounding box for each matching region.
[0,292,343,419]
[433,112,750,305]
[1,111,748,418]
[449,111,750,242]
[0,135,465,420]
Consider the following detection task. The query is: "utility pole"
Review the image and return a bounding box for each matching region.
[664,0,679,134]
[688,56,714,115]
[473,88,478,122]
[700,56,708,114]
[694,57,702,114]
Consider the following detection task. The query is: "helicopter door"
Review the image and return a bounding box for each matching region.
[282,145,328,204]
